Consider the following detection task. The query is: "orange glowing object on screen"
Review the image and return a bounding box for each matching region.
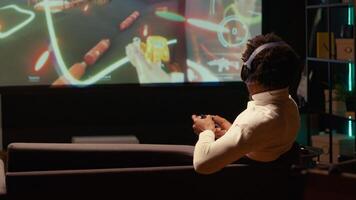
[120,11,140,31]
[84,39,110,66]
[52,62,87,86]
[34,50,50,72]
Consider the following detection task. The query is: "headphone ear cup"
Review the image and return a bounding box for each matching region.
[240,64,250,82]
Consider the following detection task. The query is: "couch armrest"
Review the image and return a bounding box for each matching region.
[0,159,6,196]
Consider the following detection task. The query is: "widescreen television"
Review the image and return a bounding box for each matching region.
[0,0,262,87]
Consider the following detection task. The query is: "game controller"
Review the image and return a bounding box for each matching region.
[198,115,220,128]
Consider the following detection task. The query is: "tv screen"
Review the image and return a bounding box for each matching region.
[0,0,262,87]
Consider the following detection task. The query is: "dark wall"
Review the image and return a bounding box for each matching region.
[263,0,306,59]
[2,85,248,146]
[1,0,306,147]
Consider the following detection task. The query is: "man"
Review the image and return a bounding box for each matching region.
[192,33,302,174]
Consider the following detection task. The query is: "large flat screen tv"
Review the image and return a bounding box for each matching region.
[0,0,262,87]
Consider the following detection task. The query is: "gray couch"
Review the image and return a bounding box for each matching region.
[0,143,305,200]
[6,143,194,171]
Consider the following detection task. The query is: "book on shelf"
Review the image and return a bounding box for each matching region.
[317,32,335,59]
[336,38,354,61]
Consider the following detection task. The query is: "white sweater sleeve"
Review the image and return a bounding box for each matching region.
[193,125,253,174]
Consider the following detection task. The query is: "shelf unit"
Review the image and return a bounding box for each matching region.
[306,2,354,9]
[305,0,356,163]
[307,57,354,64]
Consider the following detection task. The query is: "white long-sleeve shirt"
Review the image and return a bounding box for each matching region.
[193,88,300,174]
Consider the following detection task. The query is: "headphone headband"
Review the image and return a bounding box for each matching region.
[244,41,286,70]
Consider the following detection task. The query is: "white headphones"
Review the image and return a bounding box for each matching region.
[244,41,286,70]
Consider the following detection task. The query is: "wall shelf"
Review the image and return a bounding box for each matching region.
[305,0,356,163]
[307,3,354,9]
[307,57,354,64]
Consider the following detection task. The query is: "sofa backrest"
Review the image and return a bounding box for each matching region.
[7,143,194,172]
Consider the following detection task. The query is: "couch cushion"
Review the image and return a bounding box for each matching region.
[7,143,194,172]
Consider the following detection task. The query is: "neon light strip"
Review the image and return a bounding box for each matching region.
[353,63,355,91]
[349,63,354,91]
[348,6,354,92]
[43,0,177,86]
[343,6,354,138]
[348,6,354,25]
[0,5,35,39]
[348,116,353,138]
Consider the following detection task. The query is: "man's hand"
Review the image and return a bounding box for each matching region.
[214,127,227,139]
[212,115,232,139]
[192,115,215,135]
